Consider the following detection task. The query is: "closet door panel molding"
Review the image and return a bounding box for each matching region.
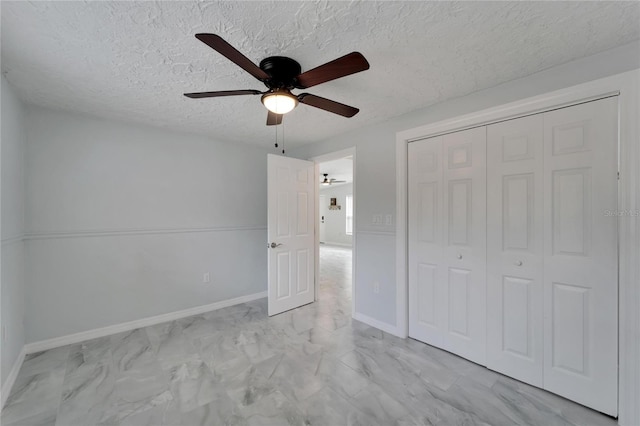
[542,97,618,416]
[408,127,487,366]
[487,114,544,387]
[408,137,445,346]
[441,127,487,365]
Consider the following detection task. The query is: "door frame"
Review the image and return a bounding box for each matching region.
[310,147,356,313]
[395,70,639,425]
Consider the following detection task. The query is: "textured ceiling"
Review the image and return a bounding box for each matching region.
[2,1,639,149]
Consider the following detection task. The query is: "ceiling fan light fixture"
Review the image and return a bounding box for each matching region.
[261,90,298,114]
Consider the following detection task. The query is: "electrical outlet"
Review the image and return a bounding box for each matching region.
[373,281,380,294]
[203,272,210,283]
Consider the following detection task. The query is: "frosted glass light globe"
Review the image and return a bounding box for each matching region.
[261,90,298,114]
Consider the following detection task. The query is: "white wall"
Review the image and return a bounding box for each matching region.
[291,40,640,330]
[1,77,26,388]
[319,183,352,247]
[24,106,270,342]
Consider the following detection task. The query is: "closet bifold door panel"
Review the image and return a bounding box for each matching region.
[542,97,618,416]
[409,96,618,415]
[408,127,487,366]
[442,127,487,365]
[408,136,445,347]
[486,114,544,387]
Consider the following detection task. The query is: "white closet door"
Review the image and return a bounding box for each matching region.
[408,136,445,346]
[543,97,618,416]
[441,127,487,365]
[408,127,486,364]
[486,115,544,387]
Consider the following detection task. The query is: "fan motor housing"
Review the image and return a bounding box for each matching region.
[259,56,302,89]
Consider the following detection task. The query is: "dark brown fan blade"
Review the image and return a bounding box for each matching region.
[184,90,262,99]
[296,52,369,89]
[298,93,359,117]
[266,110,283,126]
[195,34,269,81]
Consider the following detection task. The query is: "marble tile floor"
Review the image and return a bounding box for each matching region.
[2,245,616,426]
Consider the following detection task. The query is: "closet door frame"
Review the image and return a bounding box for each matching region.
[396,70,640,425]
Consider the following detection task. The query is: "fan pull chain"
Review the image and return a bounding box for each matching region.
[281,121,285,155]
[274,124,278,148]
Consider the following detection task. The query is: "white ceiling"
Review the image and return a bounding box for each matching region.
[320,156,353,187]
[2,1,638,150]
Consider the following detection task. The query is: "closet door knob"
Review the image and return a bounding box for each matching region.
[457,254,463,260]
[515,260,523,266]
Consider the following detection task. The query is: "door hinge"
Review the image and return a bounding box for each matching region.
[617,171,620,180]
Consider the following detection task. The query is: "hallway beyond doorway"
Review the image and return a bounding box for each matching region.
[318,245,352,313]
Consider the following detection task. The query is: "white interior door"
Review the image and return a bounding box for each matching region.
[408,127,487,366]
[487,114,544,387]
[542,97,618,415]
[267,154,315,316]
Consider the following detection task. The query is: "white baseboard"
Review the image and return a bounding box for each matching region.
[1,346,26,410]
[352,311,403,338]
[24,291,267,354]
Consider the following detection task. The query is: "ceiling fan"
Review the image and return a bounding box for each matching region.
[184,34,370,126]
[321,173,346,186]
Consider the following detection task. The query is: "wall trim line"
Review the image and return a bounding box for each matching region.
[24,291,267,354]
[23,225,267,241]
[1,235,25,246]
[1,346,26,410]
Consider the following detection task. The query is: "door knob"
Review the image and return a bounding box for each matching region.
[457,254,463,260]
[515,260,523,266]
[270,242,283,248]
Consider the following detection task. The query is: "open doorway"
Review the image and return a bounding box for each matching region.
[312,148,355,320]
